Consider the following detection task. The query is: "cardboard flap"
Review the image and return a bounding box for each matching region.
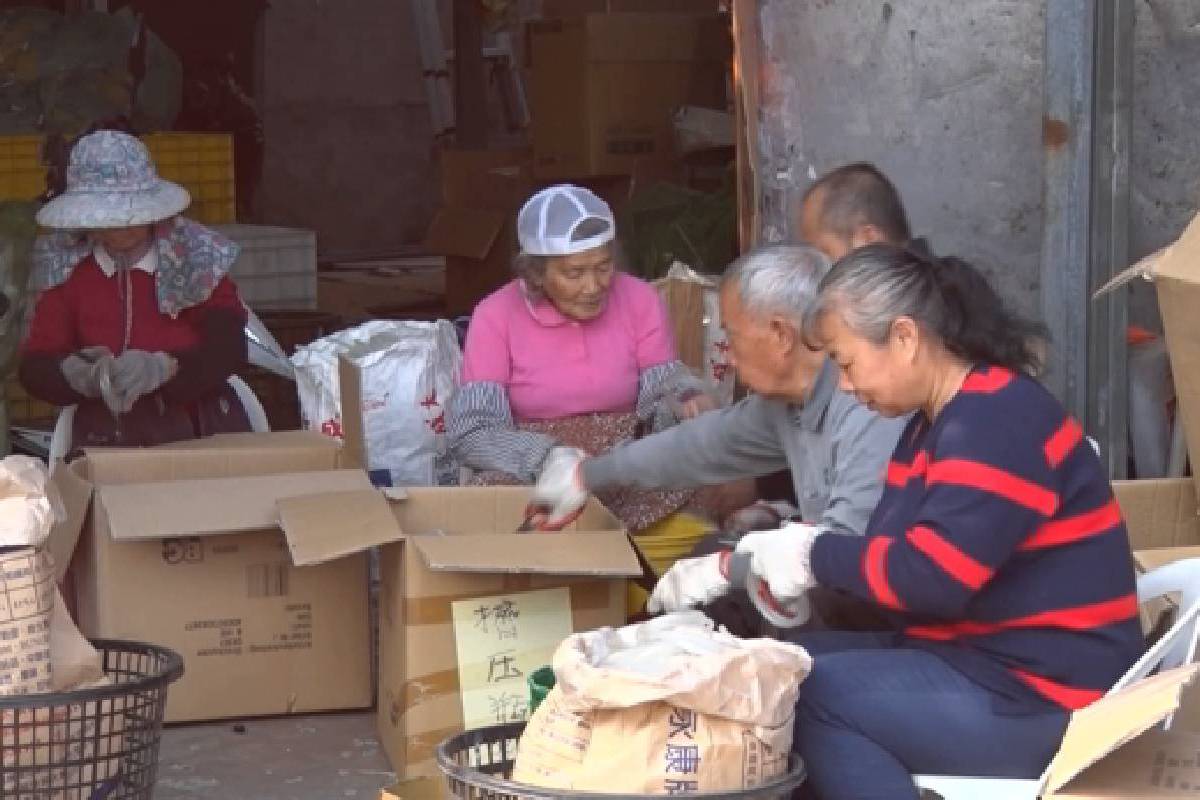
[278,490,405,566]
[98,470,372,541]
[46,460,93,582]
[411,531,641,576]
[1043,664,1200,795]
[337,356,367,472]
[424,207,505,259]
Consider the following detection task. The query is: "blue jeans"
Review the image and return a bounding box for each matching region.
[791,632,1068,800]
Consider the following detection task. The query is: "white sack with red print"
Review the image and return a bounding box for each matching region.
[291,319,462,487]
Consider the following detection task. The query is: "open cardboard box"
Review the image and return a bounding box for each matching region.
[330,357,640,778]
[46,430,401,722]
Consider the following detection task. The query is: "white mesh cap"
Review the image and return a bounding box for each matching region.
[517,184,616,256]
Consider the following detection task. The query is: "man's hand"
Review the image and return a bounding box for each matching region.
[723,501,798,537]
[527,447,589,530]
[108,350,177,414]
[646,553,731,614]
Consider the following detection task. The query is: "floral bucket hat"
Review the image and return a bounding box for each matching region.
[35,130,191,230]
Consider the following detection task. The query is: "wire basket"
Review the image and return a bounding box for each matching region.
[436,722,807,800]
[0,639,184,800]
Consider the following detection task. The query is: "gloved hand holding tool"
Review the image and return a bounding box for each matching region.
[107,350,178,415]
[59,346,115,399]
[646,521,822,628]
[521,446,590,531]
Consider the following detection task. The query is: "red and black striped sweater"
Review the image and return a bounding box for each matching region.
[810,364,1143,712]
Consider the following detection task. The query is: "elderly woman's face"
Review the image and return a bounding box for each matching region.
[540,244,615,321]
[94,225,153,255]
[815,305,921,418]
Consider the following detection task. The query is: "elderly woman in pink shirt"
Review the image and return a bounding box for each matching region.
[447,185,714,535]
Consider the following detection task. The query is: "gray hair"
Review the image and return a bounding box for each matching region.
[720,244,831,327]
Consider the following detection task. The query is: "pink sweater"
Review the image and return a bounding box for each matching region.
[460,274,677,421]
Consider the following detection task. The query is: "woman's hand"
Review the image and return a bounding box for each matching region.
[107,350,178,414]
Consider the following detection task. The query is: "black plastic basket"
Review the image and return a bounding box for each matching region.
[0,638,183,800]
[436,722,806,800]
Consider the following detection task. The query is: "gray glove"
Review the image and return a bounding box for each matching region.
[59,347,115,399]
[109,350,177,414]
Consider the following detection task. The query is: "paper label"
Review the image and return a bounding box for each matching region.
[451,587,573,730]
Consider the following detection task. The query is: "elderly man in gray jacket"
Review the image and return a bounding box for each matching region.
[530,244,907,552]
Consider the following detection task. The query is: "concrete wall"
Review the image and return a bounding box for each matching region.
[754,0,1200,328]
[257,0,437,257]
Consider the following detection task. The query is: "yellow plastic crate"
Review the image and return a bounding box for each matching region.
[4,374,57,424]
[143,133,236,225]
[0,133,236,223]
[0,135,47,202]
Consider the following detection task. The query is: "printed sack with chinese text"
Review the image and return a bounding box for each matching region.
[512,612,811,794]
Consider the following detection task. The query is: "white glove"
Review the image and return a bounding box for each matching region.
[646,553,731,614]
[528,446,589,530]
[735,522,822,605]
[59,346,114,398]
[109,350,177,414]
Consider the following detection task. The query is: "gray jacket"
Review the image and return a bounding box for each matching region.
[582,359,909,536]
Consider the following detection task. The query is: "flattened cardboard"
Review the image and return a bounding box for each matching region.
[1097,214,1200,499]
[1051,730,1200,798]
[278,489,405,567]
[1043,665,1199,797]
[412,531,641,577]
[97,469,372,541]
[46,459,92,582]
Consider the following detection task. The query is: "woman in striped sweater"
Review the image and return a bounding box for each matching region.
[649,244,1143,799]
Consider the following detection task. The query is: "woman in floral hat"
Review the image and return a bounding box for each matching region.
[19,129,251,449]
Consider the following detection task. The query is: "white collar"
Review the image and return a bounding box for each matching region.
[93,243,158,277]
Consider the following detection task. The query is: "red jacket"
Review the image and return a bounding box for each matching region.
[20,255,247,410]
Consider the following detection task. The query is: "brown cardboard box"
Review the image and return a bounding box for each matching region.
[424,148,533,316]
[49,432,404,723]
[528,13,731,179]
[1097,214,1200,500]
[374,488,640,779]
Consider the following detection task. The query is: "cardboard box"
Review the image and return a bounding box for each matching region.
[528,13,731,179]
[1097,214,1200,500]
[50,431,404,723]
[374,488,640,778]
[424,148,533,316]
